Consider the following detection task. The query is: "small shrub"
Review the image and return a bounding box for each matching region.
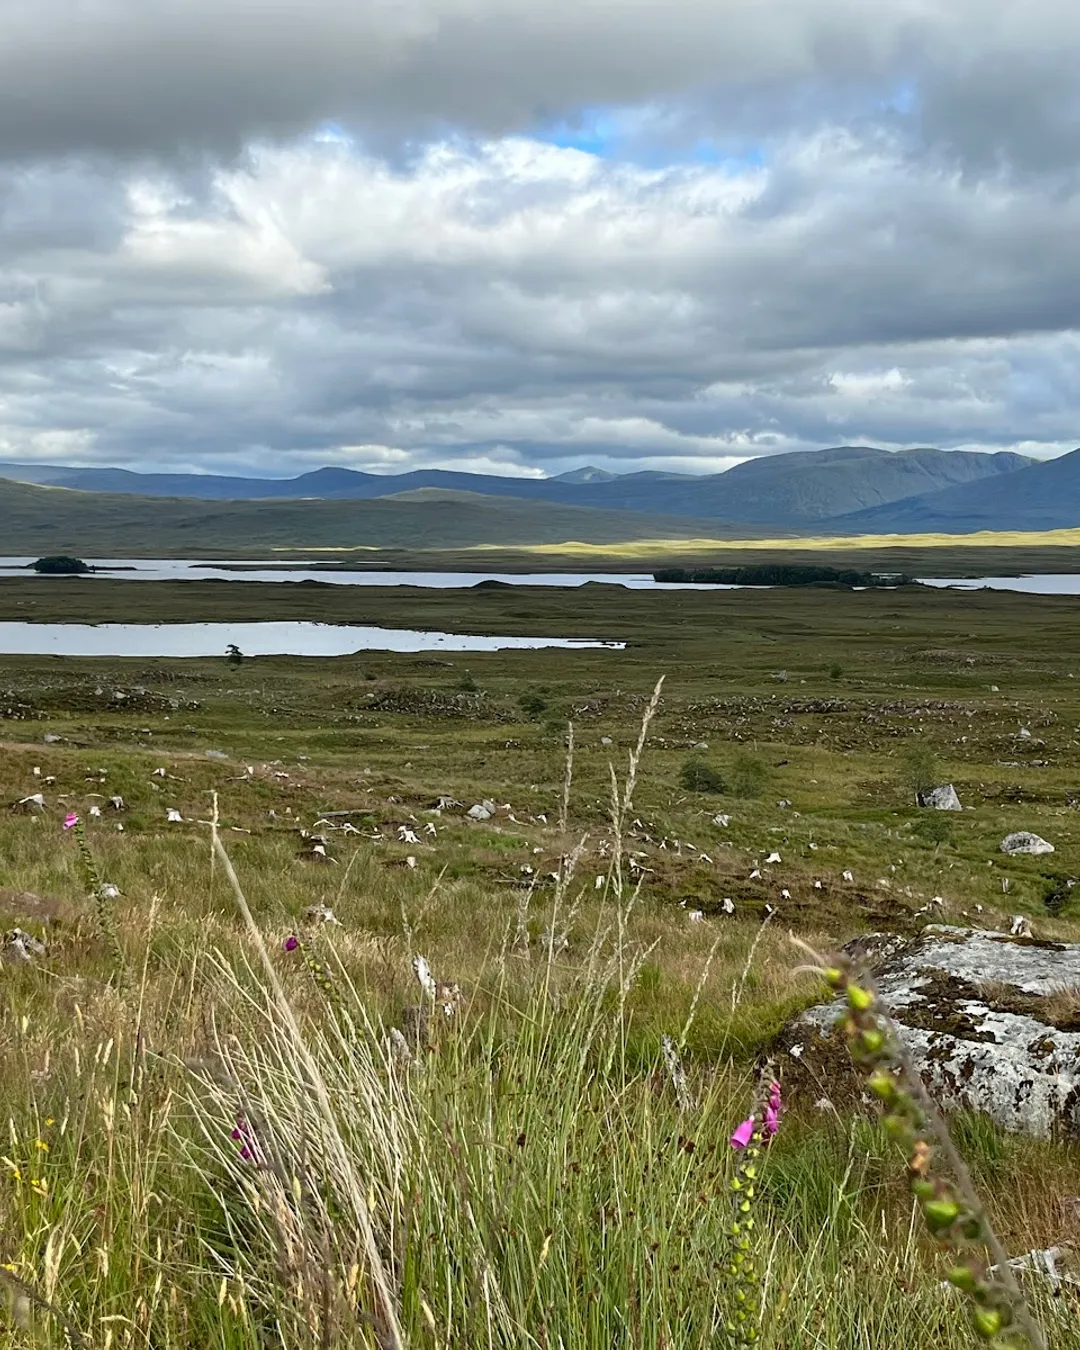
[829,662,844,680]
[457,673,479,692]
[730,751,769,798]
[679,757,726,793]
[913,812,953,847]
[901,740,940,798]
[518,691,548,719]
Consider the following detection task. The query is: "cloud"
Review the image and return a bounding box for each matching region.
[1,3,1080,477]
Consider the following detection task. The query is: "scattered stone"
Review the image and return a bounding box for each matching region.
[686,909,705,923]
[765,851,781,864]
[13,793,45,813]
[1009,914,1034,938]
[205,749,229,761]
[43,733,62,744]
[693,741,709,751]
[777,798,792,809]
[600,736,613,746]
[1000,831,1055,856]
[783,925,1080,1138]
[712,813,731,828]
[303,904,342,926]
[917,783,963,811]
[3,928,46,963]
[166,808,184,823]
[467,804,493,821]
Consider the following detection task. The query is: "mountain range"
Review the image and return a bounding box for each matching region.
[0,446,1036,530]
[1,444,1078,536]
[0,478,725,555]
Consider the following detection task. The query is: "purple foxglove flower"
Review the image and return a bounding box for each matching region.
[730,1116,756,1150]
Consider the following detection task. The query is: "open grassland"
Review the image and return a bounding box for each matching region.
[212,538,1080,577]
[2,580,1080,1346]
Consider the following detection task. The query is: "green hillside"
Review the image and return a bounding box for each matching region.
[0,480,731,555]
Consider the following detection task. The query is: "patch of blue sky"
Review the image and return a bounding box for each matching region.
[880,80,917,115]
[534,104,766,173]
[312,119,353,145]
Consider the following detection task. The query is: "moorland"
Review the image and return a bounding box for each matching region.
[1,569,1080,1347]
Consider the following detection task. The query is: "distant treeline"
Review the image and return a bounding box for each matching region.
[653,564,912,587]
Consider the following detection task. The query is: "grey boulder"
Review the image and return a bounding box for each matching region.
[917,783,962,811]
[1000,832,1055,856]
[783,925,1080,1139]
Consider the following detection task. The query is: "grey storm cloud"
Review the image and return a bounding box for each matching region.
[0,0,1079,476]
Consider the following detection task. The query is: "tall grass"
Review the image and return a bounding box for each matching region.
[0,689,1072,1347]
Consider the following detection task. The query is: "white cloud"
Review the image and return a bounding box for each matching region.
[0,5,1079,476]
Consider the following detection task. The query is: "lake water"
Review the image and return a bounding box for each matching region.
[0,558,730,588]
[3,558,1079,594]
[919,575,1080,595]
[0,621,624,658]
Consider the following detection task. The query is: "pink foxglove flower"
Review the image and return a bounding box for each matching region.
[63,812,79,830]
[730,1116,756,1150]
[283,934,300,952]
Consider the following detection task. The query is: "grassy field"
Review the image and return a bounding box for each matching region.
[2,577,1080,1347]
[0,479,735,554]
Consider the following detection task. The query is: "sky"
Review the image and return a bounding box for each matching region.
[2,0,1080,479]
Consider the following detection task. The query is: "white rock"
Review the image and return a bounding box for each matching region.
[842,870,854,883]
[787,926,1080,1138]
[687,909,705,923]
[712,813,731,828]
[467,804,493,821]
[721,897,735,914]
[1009,914,1034,938]
[600,736,613,746]
[765,851,781,864]
[166,808,183,823]
[1000,832,1055,856]
[917,784,963,811]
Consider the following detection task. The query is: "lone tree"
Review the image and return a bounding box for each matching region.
[226,643,244,667]
[31,555,89,575]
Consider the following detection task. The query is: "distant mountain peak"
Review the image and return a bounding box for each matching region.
[551,466,618,483]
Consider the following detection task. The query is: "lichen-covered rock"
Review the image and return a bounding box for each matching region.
[1001,831,1055,856]
[782,926,1080,1139]
[917,783,962,810]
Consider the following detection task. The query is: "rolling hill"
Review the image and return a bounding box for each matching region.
[831,447,1080,534]
[0,446,1032,528]
[0,480,730,555]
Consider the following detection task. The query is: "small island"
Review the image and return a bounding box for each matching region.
[653,563,912,587]
[29,555,91,575]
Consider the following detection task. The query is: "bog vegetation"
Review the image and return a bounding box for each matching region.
[1,576,1079,1347]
